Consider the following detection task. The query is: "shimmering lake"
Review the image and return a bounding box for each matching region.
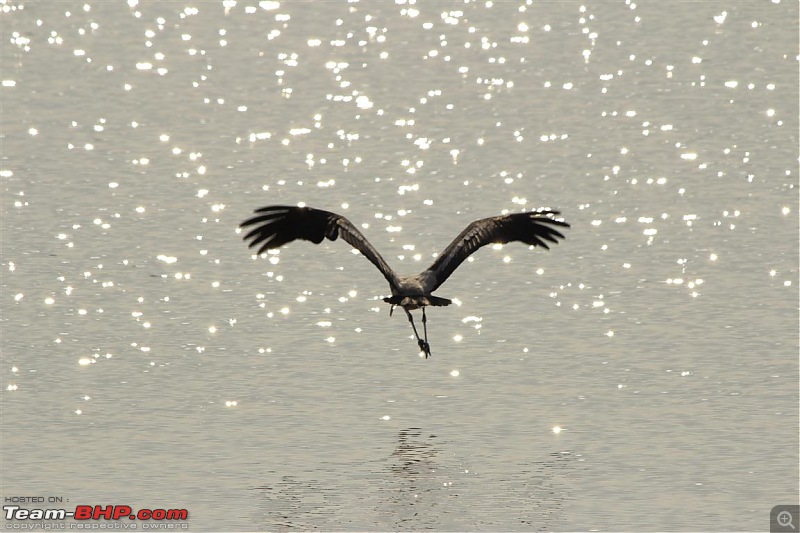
[2,1,797,531]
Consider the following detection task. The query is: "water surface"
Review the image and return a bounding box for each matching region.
[2,1,798,530]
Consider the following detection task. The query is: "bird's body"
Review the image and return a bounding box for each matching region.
[241,205,569,358]
[386,272,450,310]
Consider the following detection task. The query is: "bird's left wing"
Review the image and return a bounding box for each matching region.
[241,205,401,289]
[425,210,569,292]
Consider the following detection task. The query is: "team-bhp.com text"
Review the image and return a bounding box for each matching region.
[4,505,188,523]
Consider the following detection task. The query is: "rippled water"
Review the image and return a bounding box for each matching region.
[2,1,798,531]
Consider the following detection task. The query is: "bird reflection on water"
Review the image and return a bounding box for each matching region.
[253,428,576,531]
[381,427,444,530]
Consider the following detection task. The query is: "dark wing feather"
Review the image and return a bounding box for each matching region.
[426,210,570,291]
[240,205,401,289]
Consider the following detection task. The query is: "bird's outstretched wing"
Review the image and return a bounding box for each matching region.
[241,205,401,289]
[426,210,570,291]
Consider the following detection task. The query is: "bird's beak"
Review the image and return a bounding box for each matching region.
[389,304,395,317]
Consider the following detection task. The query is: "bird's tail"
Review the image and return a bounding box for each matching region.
[382,295,452,307]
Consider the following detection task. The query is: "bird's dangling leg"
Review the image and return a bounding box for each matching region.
[421,307,431,358]
[403,308,431,358]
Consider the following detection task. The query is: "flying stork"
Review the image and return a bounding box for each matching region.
[240,205,569,358]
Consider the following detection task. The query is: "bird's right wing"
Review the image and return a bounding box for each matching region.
[240,205,401,289]
[426,210,569,291]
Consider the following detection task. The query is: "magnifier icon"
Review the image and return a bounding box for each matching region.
[778,510,795,530]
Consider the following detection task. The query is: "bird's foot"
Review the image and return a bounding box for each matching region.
[418,339,431,359]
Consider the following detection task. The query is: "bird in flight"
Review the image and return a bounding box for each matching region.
[241,205,569,358]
